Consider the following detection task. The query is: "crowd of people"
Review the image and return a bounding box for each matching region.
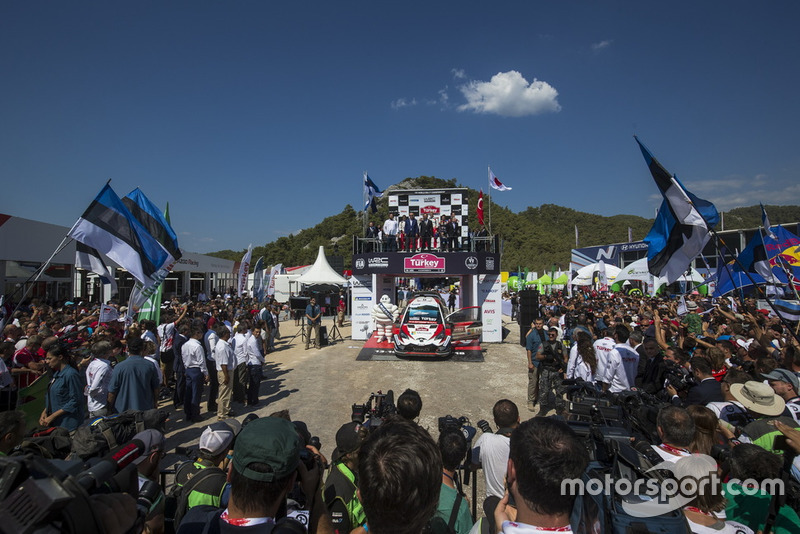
[2,289,800,533]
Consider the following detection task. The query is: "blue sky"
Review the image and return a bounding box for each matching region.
[2,2,799,254]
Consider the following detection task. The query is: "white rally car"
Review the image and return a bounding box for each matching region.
[392,293,482,358]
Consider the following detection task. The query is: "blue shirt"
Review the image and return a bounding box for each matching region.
[109,355,160,412]
[525,328,543,368]
[306,304,321,325]
[47,365,86,431]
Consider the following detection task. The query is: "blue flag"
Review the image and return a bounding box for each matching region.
[124,188,182,263]
[636,137,719,284]
[364,173,383,213]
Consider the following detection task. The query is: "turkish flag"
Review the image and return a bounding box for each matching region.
[477,190,484,226]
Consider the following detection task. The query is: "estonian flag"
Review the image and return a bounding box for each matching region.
[734,232,777,283]
[68,184,170,288]
[124,188,182,264]
[773,299,800,323]
[364,173,383,213]
[75,242,118,293]
[636,137,719,284]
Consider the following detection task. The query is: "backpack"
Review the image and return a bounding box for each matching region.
[167,462,227,531]
[69,409,169,460]
[427,492,463,534]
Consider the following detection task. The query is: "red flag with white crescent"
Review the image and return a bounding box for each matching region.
[477,190,484,226]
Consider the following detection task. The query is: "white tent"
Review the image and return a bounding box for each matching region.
[570,262,622,286]
[615,257,705,288]
[295,246,347,286]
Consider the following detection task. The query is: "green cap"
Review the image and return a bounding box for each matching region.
[232,417,301,482]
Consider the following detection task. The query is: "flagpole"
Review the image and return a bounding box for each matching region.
[705,213,800,343]
[362,171,368,237]
[487,166,493,236]
[9,235,74,317]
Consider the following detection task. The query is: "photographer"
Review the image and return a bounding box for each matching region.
[323,422,367,534]
[535,328,566,417]
[489,418,589,534]
[177,417,333,534]
[172,420,240,528]
[435,429,473,534]
[396,388,423,421]
[472,400,519,534]
[668,356,722,407]
[358,417,441,534]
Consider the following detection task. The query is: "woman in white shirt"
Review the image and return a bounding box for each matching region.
[566,330,597,384]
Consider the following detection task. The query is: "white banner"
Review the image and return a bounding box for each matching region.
[238,245,252,297]
[267,263,283,297]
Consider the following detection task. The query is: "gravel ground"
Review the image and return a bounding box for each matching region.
[161,314,529,503]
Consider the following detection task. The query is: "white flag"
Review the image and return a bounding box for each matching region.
[488,167,512,191]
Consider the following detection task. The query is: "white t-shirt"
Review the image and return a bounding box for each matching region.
[472,432,511,499]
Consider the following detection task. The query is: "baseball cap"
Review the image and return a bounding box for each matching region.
[232,417,300,482]
[132,429,166,465]
[332,422,364,463]
[762,368,800,392]
[199,419,241,456]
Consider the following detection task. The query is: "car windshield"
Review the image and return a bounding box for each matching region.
[408,304,440,322]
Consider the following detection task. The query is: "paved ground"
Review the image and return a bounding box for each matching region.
[162,315,530,497]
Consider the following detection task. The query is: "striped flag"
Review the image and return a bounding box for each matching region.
[773,299,800,322]
[488,167,512,191]
[68,184,170,290]
[636,137,719,284]
[75,242,118,294]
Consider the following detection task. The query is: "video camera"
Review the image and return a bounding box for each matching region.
[438,415,477,443]
[351,390,396,429]
[0,439,149,534]
[662,362,695,394]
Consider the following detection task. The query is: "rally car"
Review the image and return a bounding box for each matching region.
[392,292,482,358]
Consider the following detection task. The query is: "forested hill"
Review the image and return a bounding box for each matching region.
[208,177,800,273]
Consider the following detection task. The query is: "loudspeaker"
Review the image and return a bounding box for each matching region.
[517,289,540,325]
[319,326,329,346]
[519,323,530,347]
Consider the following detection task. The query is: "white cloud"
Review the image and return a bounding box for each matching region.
[682,175,800,211]
[390,97,417,110]
[451,68,466,79]
[457,70,561,117]
[591,40,612,51]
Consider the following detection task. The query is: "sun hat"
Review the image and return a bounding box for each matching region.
[729,381,786,417]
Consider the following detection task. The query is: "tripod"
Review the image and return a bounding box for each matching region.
[329,316,344,343]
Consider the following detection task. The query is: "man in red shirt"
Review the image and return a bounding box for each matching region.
[12,335,45,388]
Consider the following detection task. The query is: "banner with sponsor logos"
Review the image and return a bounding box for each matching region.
[349,275,374,340]
[478,274,502,342]
[352,251,500,276]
